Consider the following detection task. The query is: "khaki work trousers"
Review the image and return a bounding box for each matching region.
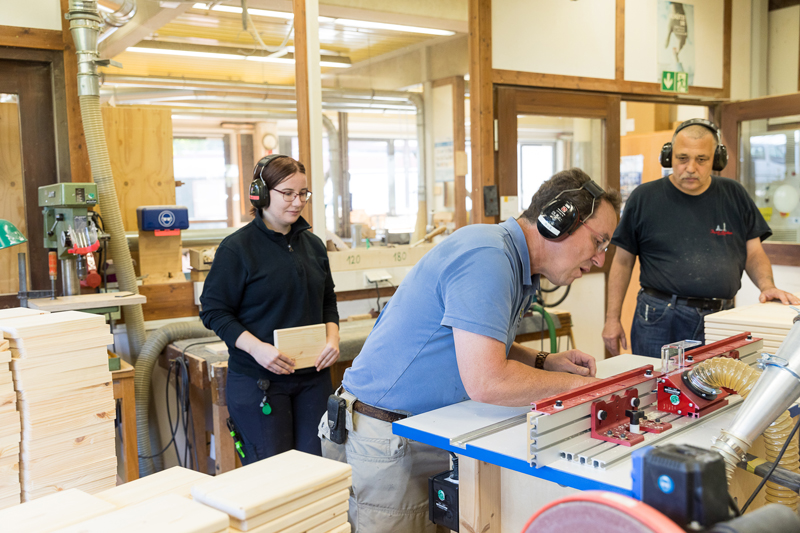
[319,410,449,533]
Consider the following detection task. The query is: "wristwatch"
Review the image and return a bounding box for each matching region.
[535,351,549,370]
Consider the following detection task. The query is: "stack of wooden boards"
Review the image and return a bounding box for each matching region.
[0,456,351,532]
[191,449,352,533]
[704,299,800,352]
[0,309,117,501]
[0,327,20,509]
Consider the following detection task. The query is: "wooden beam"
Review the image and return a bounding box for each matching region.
[452,76,468,229]
[98,2,193,59]
[723,0,732,99]
[495,86,517,199]
[615,0,624,81]
[60,0,91,183]
[469,0,494,224]
[293,0,313,229]
[0,26,63,50]
[458,456,501,532]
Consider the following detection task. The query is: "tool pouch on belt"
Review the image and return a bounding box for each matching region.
[327,394,348,445]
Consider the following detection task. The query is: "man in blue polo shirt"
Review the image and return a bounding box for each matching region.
[320,168,621,532]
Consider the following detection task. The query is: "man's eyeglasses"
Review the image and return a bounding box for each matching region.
[579,219,610,254]
[273,189,312,203]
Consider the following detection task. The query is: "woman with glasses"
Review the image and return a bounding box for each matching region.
[200,155,339,463]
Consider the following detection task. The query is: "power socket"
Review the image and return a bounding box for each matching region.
[364,270,392,287]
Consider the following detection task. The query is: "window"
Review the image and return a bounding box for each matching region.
[173,137,230,229]
[519,143,556,211]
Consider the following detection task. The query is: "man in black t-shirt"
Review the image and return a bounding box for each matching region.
[603,120,799,358]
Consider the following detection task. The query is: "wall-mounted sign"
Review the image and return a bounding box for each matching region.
[660,71,688,93]
[657,1,695,87]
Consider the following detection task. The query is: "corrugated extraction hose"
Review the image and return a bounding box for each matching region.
[135,322,213,476]
[690,357,799,508]
[79,95,147,357]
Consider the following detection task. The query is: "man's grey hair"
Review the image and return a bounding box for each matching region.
[673,123,719,151]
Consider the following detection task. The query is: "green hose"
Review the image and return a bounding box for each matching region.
[531,304,557,353]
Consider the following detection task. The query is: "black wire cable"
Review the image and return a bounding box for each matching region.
[536,284,571,308]
[740,415,800,513]
[137,359,182,465]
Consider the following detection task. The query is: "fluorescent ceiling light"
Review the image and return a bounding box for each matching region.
[193,4,454,35]
[332,19,455,36]
[127,47,242,60]
[193,3,293,19]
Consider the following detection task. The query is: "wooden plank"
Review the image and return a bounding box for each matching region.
[191,449,351,520]
[326,244,434,272]
[0,101,28,295]
[235,490,348,533]
[0,487,116,532]
[121,282,199,322]
[468,0,494,224]
[230,479,351,531]
[458,455,501,533]
[57,493,229,533]
[0,311,105,339]
[496,86,518,199]
[101,107,176,232]
[26,292,146,312]
[292,0,313,228]
[96,466,211,508]
[9,332,112,358]
[139,232,184,285]
[273,324,326,369]
[0,25,63,50]
[0,308,47,320]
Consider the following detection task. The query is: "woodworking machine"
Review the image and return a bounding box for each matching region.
[527,333,762,471]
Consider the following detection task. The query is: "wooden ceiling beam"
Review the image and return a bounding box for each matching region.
[99,2,193,59]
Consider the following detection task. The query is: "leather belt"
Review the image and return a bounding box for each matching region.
[643,287,732,311]
[352,400,408,423]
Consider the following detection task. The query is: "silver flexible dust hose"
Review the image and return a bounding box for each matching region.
[68,1,146,358]
[136,322,214,476]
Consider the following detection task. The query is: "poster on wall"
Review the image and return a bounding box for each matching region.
[434,140,455,183]
[620,155,644,212]
[657,1,695,86]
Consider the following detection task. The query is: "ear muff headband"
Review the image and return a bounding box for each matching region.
[249,154,288,209]
[660,118,728,171]
[537,180,605,241]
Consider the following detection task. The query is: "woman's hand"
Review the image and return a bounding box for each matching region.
[315,326,340,371]
[250,341,296,375]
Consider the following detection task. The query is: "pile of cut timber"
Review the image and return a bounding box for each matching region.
[0,329,20,509]
[0,309,117,501]
[57,493,230,533]
[96,465,211,508]
[704,300,800,352]
[0,487,115,533]
[192,449,352,533]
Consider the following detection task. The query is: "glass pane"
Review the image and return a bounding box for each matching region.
[739,118,800,243]
[517,115,604,212]
[173,137,228,229]
[0,94,28,295]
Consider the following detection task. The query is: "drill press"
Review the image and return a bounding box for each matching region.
[39,183,101,296]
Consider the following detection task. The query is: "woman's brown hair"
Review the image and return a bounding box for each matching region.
[250,156,306,217]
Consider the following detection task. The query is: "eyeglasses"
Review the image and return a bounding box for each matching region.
[273,189,312,203]
[579,219,610,254]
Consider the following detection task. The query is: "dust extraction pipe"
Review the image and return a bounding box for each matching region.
[67,0,146,359]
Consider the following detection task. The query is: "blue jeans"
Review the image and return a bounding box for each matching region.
[630,290,732,358]
[226,368,332,465]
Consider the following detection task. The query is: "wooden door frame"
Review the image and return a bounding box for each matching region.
[720,93,800,267]
[496,86,620,275]
[0,47,71,308]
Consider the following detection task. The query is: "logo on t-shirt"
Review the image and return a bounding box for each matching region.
[711,223,733,236]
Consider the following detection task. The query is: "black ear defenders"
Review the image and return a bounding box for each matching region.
[249,154,287,209]
[537,180,605,241]
[660,118,728,171]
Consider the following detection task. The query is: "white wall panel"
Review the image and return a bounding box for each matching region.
[3,0,63,31]
[492,0,616,80]
[768,6,800,96]
[625,0,725,89]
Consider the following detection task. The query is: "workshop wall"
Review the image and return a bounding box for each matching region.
[767,5,800,96]
[2,0,62,31]
[493,0,616,80]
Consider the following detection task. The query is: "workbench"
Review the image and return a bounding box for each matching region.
[158,311,572,475]
[393,353,771,533]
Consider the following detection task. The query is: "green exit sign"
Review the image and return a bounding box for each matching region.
[661,71,689,93]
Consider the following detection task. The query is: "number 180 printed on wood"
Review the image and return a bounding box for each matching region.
[273,324,327,370]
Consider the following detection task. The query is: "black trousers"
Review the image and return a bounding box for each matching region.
[226,368,332,465]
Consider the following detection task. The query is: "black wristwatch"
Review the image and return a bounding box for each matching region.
[535,351,549,370]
